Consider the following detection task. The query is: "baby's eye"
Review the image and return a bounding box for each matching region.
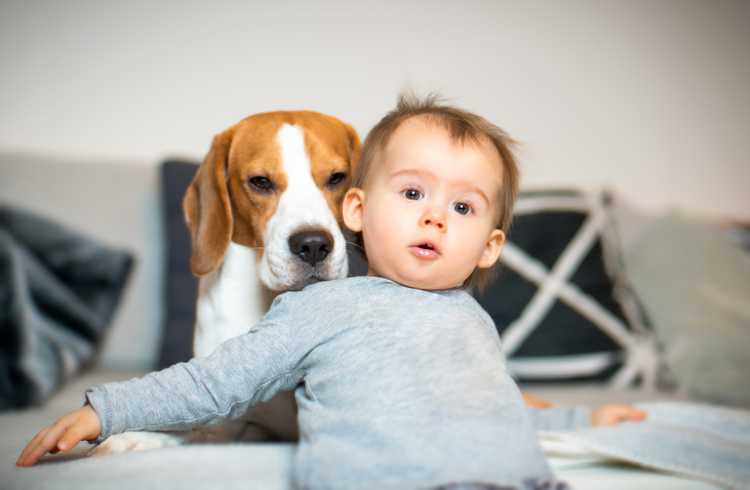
[454,202,472,215]
[403,189,423,200]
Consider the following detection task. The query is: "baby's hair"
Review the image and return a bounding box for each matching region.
[353,91,521,292]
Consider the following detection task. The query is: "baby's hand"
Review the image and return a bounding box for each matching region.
[591,404,647,427]
[17,405,102,467]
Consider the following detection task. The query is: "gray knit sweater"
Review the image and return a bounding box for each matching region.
[86,277,589,489]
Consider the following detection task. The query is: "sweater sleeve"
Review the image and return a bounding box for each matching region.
[85,303,308,440]
[528,406,592,432]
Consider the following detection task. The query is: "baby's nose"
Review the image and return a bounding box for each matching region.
[422,211,446,230]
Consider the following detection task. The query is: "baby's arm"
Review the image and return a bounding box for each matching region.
[17,405,102,467]
[18,310,306,467]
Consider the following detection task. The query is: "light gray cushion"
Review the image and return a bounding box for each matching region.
[625,212,750,406]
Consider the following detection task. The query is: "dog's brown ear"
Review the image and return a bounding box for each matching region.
[345,123,362,177]
[183,130,234,276]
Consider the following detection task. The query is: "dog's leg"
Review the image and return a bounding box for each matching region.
[89,430,194,456]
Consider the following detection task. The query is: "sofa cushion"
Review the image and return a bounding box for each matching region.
[157,161,200,369]
[473,189,658,388]
[625,212,750,405]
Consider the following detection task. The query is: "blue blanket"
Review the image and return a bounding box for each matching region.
[542,401,750,489]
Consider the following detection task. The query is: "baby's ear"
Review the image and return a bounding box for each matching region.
[477,229,505,269]
[343,188,366,232]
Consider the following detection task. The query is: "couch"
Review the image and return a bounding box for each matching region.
[1,151,749,489]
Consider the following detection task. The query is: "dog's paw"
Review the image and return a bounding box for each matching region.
[89,431,192,456]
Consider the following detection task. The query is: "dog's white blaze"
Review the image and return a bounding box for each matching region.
[193,243,265,357]
[259,124,348,290]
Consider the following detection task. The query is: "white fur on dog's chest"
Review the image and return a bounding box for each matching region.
[194,243,266,357]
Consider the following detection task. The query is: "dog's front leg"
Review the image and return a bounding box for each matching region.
[89,430,194,456]
[87,419,260,455]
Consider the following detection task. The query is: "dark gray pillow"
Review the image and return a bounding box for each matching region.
[0,206,132,409]
[474,190,657,387]
[157,160,199,369]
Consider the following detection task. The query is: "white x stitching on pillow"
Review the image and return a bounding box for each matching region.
[497,192,659,389]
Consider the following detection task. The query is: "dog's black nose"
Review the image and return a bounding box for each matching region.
[289,230,333,266]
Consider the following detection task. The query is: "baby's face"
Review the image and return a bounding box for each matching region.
[344,117,505,290]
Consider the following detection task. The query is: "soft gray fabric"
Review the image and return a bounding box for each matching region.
[86,277,576,490]
[624,212,750,406]
[0,206,132,410]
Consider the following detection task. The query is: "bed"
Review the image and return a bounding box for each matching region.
[1,152,748,489]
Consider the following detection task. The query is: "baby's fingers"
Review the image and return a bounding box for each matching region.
[612,405,647,423]
[58,425,89,452]
[591,404,648,426]
[17,426,62,466]
[17,406,101,466]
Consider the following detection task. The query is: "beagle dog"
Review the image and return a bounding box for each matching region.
[185,110,361,359]
[91,110,361,454]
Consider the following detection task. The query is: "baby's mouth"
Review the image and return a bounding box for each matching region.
[411,241,440,258]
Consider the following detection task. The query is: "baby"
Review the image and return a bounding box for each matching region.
[18,94,645,489]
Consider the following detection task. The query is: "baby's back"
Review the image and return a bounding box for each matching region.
[271,277,553,490]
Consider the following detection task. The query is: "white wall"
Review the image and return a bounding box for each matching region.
[1,0,748,218]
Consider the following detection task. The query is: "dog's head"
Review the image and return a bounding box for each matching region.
[184,111,361,290]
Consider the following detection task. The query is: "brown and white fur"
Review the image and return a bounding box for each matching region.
[91,110,361,454]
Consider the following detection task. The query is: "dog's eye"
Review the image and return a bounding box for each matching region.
[248,176,273,191]
[327,172,347,188]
